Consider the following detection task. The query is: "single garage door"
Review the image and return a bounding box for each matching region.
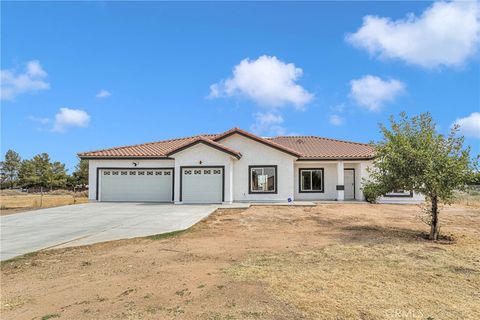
[181,167,223,203]
[99,168,173,202]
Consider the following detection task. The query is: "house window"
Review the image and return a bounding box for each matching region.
[299,169,324,193]
[249,166,277,193]
[385,190,413,198]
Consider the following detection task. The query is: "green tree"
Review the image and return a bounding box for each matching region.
[72,159,88,187]
[18,160,39,188]
[49,161,68,189]
[0,149,22,189]
[363,112,476,240]
[31,153,53,189]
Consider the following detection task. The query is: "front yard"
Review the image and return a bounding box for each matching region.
[1,203,479,319]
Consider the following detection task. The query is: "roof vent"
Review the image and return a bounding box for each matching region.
[296,139,304,144]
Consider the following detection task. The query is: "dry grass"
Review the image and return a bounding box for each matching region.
[1,204,479,319]
[0,194,88,214]
[454,188,480,208]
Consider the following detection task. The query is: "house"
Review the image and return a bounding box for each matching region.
[78,127,422,204]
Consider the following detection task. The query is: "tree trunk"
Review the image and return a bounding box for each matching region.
[429,195,439,240]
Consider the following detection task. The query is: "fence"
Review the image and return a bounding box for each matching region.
[1,190,89,211]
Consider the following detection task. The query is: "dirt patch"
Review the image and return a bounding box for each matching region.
[1,204,479,319]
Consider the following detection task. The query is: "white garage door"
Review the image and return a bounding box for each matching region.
[99,169,173,202]
[181,167,223,203]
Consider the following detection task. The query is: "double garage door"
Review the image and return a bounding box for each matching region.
[98,167,224,203]
[99,169,173,202]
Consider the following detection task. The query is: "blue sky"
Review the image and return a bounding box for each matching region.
[2,1,479,171]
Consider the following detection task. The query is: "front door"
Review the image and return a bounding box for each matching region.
[344,169,355,200]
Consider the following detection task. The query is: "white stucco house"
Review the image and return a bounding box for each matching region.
[78,127,421,204]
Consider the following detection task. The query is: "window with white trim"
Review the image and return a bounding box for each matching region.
[300,169,324,192]
[250,166,276,193]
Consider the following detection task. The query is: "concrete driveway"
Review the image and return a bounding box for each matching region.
[0,203,219,261]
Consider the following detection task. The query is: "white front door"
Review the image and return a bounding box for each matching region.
[344,169,355,200]
[181,167,223,203]
[99,168,173,202]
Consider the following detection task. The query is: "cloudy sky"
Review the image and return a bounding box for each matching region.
[1,1,479,170]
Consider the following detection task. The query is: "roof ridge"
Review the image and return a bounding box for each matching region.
[269,135,372,147]
[78,133,218,156]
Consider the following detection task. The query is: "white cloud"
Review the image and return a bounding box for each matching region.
[350,75,405,111]
[209,55,313,109]
[250,112,287,136]
[346,1,480,68]
[28,115,51,125]
[1,60,50,100]
[52,107,91,132]
[329,114,344,126]
[96,89,111,98]
[453,112,480,138]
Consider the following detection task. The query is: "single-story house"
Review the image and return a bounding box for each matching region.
[78,127,423,204]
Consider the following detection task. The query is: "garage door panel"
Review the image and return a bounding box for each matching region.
[182,167,223,203]
[100,169,173,202]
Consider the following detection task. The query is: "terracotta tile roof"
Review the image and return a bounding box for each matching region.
[166,136,242,159]
[78,134,218,158]
[213,127,302,157]
[78,128,375,160]
[268,136,375,159]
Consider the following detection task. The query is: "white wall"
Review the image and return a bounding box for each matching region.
[87,159,175,201]
[219,134,296,202]
[170,143,235,203]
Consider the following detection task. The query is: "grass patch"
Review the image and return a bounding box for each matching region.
[225,242,480,319]
[41,314,60,320]
[1,251,39,267]
[145,229,187,240]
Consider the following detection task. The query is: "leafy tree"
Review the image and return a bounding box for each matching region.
[363,112,476,240]
[0,149,22,188]
[72,159,88,187]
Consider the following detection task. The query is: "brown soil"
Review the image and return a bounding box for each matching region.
[1,204,479,320]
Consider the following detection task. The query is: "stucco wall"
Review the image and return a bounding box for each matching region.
[219,134,296,202]
[170,143,235,203]
[87,159,175,201]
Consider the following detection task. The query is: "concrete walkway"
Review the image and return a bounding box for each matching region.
[0,203,220,261]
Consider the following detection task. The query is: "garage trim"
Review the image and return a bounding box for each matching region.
[96,167,175,201]
[179,165,225,202]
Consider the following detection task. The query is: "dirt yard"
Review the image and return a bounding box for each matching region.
[1,204,479,320]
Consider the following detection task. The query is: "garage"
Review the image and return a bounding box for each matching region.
[98,168,173,202]
[181,167,224,203]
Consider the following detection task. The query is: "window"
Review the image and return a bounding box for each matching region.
[164,171,171,175]
[204,169,211,174]
[213,169,221,174]
[129,171,136,175]
[249,166,277,193]
[194,170,201,174]
[299,169,324,193]
[121,171,127,175]
[385,190,413,198]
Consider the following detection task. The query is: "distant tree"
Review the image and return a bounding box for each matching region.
[31,153,53,189]
[72,159,88,187]
[49,161,69,189]
[18,160,39,188]
[0,149,22,189]
[363,112,476,240]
